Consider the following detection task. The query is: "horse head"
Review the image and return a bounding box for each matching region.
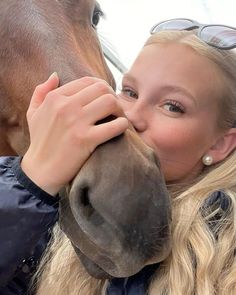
[0,0,171,279]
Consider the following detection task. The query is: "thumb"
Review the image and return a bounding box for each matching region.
[27,72,59,119]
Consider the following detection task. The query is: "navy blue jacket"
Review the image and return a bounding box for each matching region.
[106,263,159,295]
[0,157,59,294]
[0,156,228,295]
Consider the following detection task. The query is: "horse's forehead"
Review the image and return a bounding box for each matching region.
[41,0,98,16]
[0,0,113,87]
[0,0,97,21]
[61,0,97,11]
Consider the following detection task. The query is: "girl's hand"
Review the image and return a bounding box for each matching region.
[21,74,128,195]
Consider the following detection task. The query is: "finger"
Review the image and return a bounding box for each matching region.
[28,72,59,115]
[53,76,106,97]
[83,94,125,123]
[69,80,114,107]
[90,117,129,146]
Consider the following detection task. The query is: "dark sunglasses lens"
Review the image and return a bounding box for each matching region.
[151,19,195,33]
[201,25,236,48]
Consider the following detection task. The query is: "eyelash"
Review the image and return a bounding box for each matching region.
[120,87,138,99]
[164,100,185,113]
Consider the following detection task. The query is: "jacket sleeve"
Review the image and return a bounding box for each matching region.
[0,156,59,286]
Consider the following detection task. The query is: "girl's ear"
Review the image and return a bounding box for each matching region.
[208,128,236,164]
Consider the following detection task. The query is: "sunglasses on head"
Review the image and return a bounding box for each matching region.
[150,18,236,50]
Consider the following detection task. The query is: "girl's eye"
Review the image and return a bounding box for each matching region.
[163,101,185,113]
[121,88,138,99]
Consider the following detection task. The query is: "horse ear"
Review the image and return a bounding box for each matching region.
[208,128,236,163]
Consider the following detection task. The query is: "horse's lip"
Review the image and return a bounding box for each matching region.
[72,243,114,279]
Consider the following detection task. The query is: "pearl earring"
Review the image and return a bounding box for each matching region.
[202,154,213,166]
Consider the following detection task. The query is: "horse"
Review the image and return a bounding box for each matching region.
[0,0,171,293]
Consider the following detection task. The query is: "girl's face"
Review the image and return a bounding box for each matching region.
[118,43,225,183]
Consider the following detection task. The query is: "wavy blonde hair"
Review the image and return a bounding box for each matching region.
[34,31,236,295]
[147,31,236,295]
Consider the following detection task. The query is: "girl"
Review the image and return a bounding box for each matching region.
[1,19,236,294]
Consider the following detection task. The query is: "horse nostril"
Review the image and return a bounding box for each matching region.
[80,187,94,218]
[76,186,105,226]
[81,187,89,205]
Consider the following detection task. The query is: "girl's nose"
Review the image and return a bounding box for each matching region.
[125,105,148,133]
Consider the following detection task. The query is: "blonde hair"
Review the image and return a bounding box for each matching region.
[35,31,236,294]
[32,226,107,295]
[145,30,236,295]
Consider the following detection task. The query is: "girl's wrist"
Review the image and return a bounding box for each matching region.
[21,155,60,196]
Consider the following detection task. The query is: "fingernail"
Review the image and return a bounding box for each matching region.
[48,72,58,80]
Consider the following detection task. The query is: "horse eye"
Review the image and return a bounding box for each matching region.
[92,8,103,28]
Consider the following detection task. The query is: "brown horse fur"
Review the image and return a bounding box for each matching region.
[0,1,171,293]
[0,0,115,156]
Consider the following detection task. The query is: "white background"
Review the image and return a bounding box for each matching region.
[98,0,236,70]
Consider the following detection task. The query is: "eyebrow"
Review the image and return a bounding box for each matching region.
[122,73,135,83]
[161,85,197,105]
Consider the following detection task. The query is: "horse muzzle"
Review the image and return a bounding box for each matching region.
[59,129,171,279]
